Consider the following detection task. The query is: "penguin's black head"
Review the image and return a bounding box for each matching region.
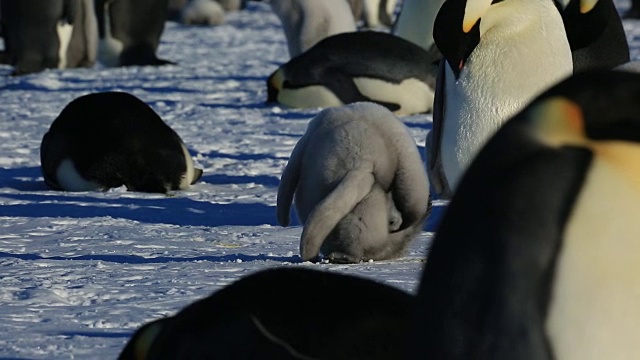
[434,0,504,79]
[555,0,608,50]
[529,70,640,144]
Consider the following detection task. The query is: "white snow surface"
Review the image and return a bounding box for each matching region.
[0,1,638,358]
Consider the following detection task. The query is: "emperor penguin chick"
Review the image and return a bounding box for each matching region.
[277,102,430,263]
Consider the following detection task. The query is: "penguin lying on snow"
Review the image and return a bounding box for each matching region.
[427,0,573,198]
[411,69,640,359]
[180,0,225,26]
[40,92,202,193]
[554,0,629,72]
[0,0,97,75]
[277,102,430,263]
[119,70,640,359]
[269,0,356,58]
[95,0,173,67]
[118,267,413,360]
[267,31,438,116]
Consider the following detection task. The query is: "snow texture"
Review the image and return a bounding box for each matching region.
[0,0,638,358]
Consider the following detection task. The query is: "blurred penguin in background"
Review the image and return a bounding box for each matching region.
[626,0,640,18]
[0,0,97,75]
[270,0,357,58]
[392,0,445,53]
[181,0,225,26]
[95,0,173,67]
[168,0,225,25]
[554,0,629,72]
[362,0,397,28]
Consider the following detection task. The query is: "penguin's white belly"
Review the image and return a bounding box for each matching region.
[279,86,343,109]
[441,26,572,189]
[57,21,74,69]
[546,151,640,360]
[56,159,102,191]
[97,3,123,67]
[353,77,433,115]
[178,143,196,190]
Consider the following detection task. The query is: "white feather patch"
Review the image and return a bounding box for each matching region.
[57,21,74,69]
[546,148,640,360]
[278,85,343,109]
[179,143,196,190]
[353,77,433,115]
[97,1,123,67]
[56,159,102,191]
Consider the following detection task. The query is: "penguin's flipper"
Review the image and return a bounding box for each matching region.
[276,134,310,227]
[427,60,452,198]
[324,69,400,112]
[299,170,375,261]
[62,0,79,24]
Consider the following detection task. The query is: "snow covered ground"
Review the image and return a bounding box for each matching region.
[0,1,638,358]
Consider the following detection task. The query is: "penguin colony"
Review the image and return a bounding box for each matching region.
[122,70,640,360]
[1,0,637,357]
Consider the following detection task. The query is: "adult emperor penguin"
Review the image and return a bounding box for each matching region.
[410,69,640,359]
[180,0,225,26]
[392,0,446,53]
[277,102,430,263]
[362,0,398,28]
[626,0,640,18]
[0,0,97,75]
[118,268,413,359]
[269,0,356,58]
[40,92,203,193]
[95,0,173,67]
[554,0,630,72]
[267,31,437,115]
[427,0,573,198]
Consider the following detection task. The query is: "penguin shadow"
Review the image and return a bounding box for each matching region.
[0,167,49,191]
[0,251,302,265]
[202,173,281,187]
[0,167,278,227]
[0,79,203,95]
[56,331,132,340]
[200,149,288,162]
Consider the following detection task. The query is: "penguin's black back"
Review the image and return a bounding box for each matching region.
[120,267,413,360]
[283,31,437,87]
[42,91,187,192]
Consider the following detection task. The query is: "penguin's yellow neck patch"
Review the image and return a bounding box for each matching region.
[530,97,587,147]
[134,322,163,360]
[530,96,640,194]
[580,0,598,14]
